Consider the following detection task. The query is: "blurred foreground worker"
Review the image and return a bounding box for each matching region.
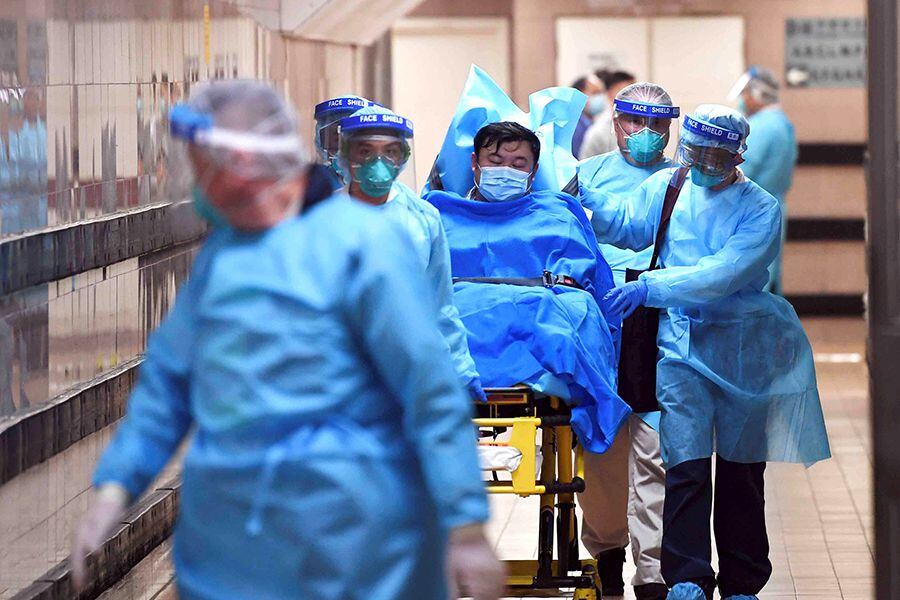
[71,80,504,600]
[585,104,830,600]
[573,82,679,600]
[338,104,486,403]
[580,70,637,159]
[729,66,797,295]
[570,73,606,157]
[314,94,378,184]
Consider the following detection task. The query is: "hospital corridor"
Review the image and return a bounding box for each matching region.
[0,1,896,599]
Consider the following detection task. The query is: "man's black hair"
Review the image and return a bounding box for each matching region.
[598,70,636,89]
[473,121,540,165]
[571,76,589,92]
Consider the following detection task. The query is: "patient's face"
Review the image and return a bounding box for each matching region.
[471,139,536,185]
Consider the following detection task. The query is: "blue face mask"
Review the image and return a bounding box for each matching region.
[626,129,666,164]
[354,156,400,198]
[476,165,532,202]
[691,166,728,188]
[191,186,229,228]
[586,94,607,117]
[737,96,748,115]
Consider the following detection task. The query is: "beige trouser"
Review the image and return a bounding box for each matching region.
[578,414,666,586]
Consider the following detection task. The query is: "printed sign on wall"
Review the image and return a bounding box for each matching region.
[785,18,866,88]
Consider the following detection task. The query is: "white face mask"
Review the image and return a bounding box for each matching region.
[475,165,532,202]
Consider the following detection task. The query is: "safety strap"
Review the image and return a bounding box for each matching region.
[648,167,689,271]
[453,270,584,290]
[426,160,444,191]
[561,174,579,197]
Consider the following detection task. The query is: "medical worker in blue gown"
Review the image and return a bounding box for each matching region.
[70,81,505,600]
[574,82,679,600]
[336,104,487,402]
[728,66,798,295]
[585,104,830,600]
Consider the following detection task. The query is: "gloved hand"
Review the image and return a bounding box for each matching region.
[71,484,129,590]
[446,524,506,600]
[603,280,649,319]
[466,377,489,403]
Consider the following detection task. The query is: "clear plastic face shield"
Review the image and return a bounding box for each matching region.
[677,115,744,185]
[314,96,375,178]
[167,102,308,229]
[338,113,416,198]
[612,99,680,165]
[727,67,779,110]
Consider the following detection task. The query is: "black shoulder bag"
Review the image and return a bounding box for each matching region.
[616,167,688,413]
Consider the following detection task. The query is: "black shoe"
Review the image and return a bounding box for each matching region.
[595,547,626,596]
[634,582,669,600]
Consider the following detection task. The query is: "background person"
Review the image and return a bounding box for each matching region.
[570,73,606,158]
[580,70,637,159]
[729,66,798,295]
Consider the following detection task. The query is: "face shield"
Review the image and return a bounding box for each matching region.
[314,96,378,179]
[676,143,742,178]
[612,99,679,164]
[728,66,779,106]
[166,102,308,225]
[338,112,415,198]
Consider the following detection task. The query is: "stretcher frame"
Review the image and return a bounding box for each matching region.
[477,386,603,599]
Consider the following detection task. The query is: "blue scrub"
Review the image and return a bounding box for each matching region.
[741,107,797,294]
[577,151,676,287]
[92,194,488,600]
[383,183,479,385]
[587,169,830,468]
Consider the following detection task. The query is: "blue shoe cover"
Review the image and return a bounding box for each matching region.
[667,583,706,600]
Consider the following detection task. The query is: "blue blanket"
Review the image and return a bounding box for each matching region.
[426,189,629,453]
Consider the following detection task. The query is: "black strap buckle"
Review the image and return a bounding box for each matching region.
[541,270,555,287]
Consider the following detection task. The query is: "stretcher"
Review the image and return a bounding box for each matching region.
[477,386,603,599]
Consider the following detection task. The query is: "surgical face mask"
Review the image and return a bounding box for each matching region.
[625,128,666,164]
[353,156,400,198]
[690,166,729,188]
[586,94,607,117]
[737,96,748,115]
[191,185,229,228]
[475,165,532,202]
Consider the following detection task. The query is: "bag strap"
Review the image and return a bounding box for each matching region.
[648,167,688,271]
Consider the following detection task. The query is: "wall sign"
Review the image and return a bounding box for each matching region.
[785,18,866,88]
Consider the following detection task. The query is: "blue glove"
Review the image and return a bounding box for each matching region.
[466,377,488,403]
[603,280,648,319]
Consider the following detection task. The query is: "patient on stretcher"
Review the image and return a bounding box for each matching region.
[425,122,629,454]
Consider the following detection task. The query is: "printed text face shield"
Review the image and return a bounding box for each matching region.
[314,96,375,172]
[339,113,416,195]
[613,99,680,135]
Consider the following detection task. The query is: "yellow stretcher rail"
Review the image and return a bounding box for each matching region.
[475,387,601,599]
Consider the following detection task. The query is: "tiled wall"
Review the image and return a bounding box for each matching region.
[0,0,271,238]
[0,3,374,595]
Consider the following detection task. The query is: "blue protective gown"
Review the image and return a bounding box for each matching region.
[576,151,676,287]
[585,169,830,468]
[92,194,488,600]
[381,182,479,385]
[426,189,630,454]
[741,107,798,294]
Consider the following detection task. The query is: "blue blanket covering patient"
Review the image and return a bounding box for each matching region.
[426,189,630,453]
